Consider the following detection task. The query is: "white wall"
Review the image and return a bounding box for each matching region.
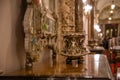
[0,0,25,74]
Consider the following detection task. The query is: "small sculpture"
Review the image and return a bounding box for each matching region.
[61,33,87,64]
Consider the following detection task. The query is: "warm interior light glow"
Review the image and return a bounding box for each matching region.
[94,24,101,32]
[110,10,113,13]
[84,4,92,15]
[108,17,112,20]
[111,4,115,9]
[39,0,42,4]
[82,0,87,3]
[98,33,103,37]
[94,54,100,61]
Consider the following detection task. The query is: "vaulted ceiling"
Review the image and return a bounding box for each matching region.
[99,5,120,20]
[96,0,120,12]
[95,0,120,23]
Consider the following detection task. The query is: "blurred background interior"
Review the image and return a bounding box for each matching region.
[0,0,120,80]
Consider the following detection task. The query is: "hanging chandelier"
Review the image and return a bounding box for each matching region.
[111,0,115,9]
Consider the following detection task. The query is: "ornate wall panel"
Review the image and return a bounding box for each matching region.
[60,0,75,33]
[23,0,57,69]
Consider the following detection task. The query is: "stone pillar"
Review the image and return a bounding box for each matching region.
[75,0,83,32]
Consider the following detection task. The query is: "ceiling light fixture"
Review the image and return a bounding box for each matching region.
[111,0,115,9]
[84,4,92,15]
[82,0,87,3]
[110,10,113,13]
[108,17,112,20]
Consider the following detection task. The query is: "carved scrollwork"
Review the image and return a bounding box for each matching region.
[24,0,57,69]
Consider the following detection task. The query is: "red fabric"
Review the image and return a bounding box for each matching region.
[111,54,116,60]
[116,63,120,67]
[110,64,115,74]
[104,50,117,74]
[104,50,109,58]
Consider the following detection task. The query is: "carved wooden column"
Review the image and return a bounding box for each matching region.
[75,0,83,32]
[90,0,94,39]
[57,0,75,59]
